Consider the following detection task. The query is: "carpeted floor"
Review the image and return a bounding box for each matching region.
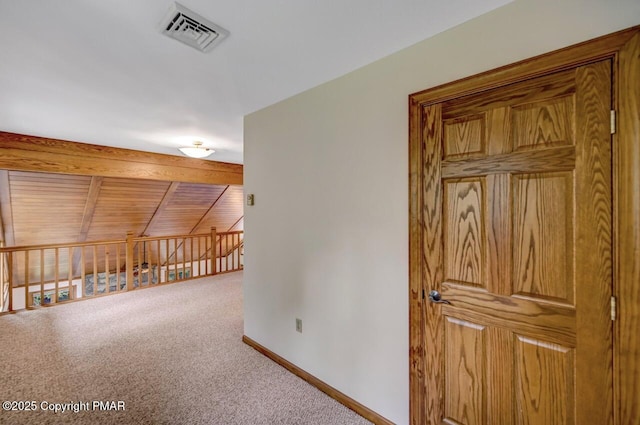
[0,272,372,425]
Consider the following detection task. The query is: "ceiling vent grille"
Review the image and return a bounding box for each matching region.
[160,2,229,53]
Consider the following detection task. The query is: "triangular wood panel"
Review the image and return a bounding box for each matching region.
[193,185,244,234]
[1,170,243,284]
[9,172,92,245]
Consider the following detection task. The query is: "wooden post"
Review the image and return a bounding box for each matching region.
[0,247,4,311]
[211,227,217,275]
[0,248,4,311]
[126,231,134,291]
[7,251,12,312]
[68,248,73,300]
[24,250,29,308]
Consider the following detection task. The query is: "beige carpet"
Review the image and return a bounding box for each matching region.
[0,272,372,425]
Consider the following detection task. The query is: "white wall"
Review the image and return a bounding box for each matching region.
[244,1,639,423]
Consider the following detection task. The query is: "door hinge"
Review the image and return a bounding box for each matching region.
[611,296,617,321]
[611,110,616,134]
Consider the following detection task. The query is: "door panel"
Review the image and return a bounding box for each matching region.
[515,336,575,425]
[422,60,612,424]
[512,172,574,303]
[444,317,486,425]
[511,95,575,151]
[444,178,485,288]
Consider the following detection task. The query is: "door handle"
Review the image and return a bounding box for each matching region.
[428,290,451,305]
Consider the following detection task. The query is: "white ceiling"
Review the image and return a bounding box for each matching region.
[0,0,511,164]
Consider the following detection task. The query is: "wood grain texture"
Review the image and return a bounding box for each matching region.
[410,27,638,106]
[10,172,91,283]
[409,26,640,425]
[242,336,394,425]
[486,326,513,424]
[515,336,575,425]
[73,176,104,275]
[422,104,445,424]
[141,181,181,236]
[486,107,511,156]
[78,177,104,241]
[87,178,171,242]
[617,31,640,425]
[444,317,486,425]
[2,172,243,285]
[441,146,575,178]
[511,95,575,151]
[574,60,614,425]
[442,68,576,121]
[440,285,576,346]
[443,114,485,160]
[408,96,426,425]
[187,185,229,233]
[0,132,243,185]
[486,173,511,296]
[444,179,485,287]
[512,172,574,304]
[0,170,14,246]
[192,185,245,234]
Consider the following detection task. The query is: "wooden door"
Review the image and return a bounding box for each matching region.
[419,60,613,424]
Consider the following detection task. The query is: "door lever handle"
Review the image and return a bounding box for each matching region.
[428,290,451,305]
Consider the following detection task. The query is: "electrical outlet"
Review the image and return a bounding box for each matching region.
[296,318,302,333]
[246,194,254,206]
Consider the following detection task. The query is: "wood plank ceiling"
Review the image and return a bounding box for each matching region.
[0,170,243,249]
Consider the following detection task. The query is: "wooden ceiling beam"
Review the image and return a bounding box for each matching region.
[227,216,244,232]
[78,176,104,242]
[142,181,181,237]
[0,132,243,185]
[189,185,229,235]
[163,185,230,266]
[72,176,104,276]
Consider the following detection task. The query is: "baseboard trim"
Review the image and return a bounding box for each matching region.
[242,335,394,425]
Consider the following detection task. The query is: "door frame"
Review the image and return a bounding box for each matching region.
[409,26,640,425]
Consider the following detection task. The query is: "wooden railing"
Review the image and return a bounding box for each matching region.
[0,228,243,312]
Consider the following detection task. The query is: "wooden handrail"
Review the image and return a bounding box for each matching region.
[0,229,243,313]
[0,239,126,252]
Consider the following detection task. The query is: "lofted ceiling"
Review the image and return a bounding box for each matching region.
[0,0,512,164]
[1,170,244,249]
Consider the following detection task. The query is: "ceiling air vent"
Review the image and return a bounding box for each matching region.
[160,2,229,53]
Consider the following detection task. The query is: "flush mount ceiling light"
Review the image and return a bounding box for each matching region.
[179,141,214,158]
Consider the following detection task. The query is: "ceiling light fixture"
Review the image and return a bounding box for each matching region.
[179,141,214,158]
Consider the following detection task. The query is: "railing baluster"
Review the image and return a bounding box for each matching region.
[0,230,242,311]
[211,227,216,275]
[55,247,59,303]
[8,251,13,312]
[81,247,86,297]
[182,237,186,280]
[190,237,194,279]
[24,250,29,308]
[93,245,98,296]
[68,247,73,300]
[156,239,160,284]
[116,243,121,292]
[164,238,168,281]
[173,239,178,281]
[105,246,110,294]
[226,235,230,272]
[126,231,134,291]
[198,237,202,277]
[234,233,238,270]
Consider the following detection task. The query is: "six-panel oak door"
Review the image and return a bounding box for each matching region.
[420,59,613,424]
